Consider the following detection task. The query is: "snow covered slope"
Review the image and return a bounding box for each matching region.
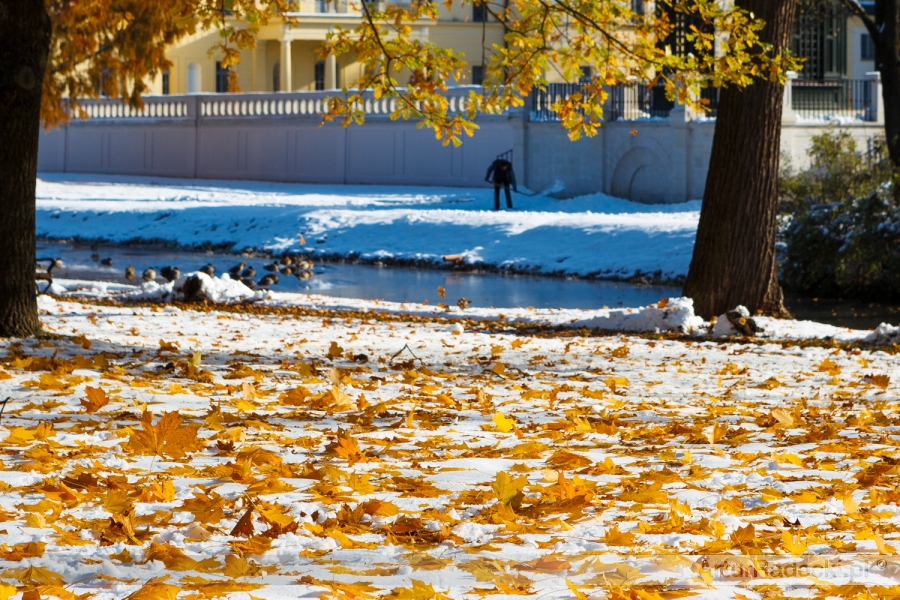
[36,174,700,280]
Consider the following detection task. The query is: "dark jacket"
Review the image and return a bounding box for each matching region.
[485,159,517,188]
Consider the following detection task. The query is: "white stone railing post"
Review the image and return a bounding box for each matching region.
[866,71,884,124]
[782,71,798,124]
[668,84,696,123]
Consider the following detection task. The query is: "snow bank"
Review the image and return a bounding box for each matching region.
[574,297,705,333]
[124,272,269,303]
[47,279,140,297]
[865,322,900,345]
[43,272,898,344]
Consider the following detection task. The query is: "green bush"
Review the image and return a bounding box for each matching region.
[778,129,898,299]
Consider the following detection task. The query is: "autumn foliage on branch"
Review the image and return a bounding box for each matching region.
[321,0,801,144]
[41,0,298,127]
[38,0,800,145]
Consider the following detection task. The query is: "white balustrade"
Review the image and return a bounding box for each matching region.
[69,88,500,122]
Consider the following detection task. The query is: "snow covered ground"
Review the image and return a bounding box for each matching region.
[36,174,700,280]
[0,294,897,599]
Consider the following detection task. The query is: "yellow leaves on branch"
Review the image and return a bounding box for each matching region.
[126,411,203,460]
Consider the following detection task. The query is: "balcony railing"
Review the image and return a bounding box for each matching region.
[791,79,876,122]
[531,82,677,122]
[71,88,491,122]
[529,83,585,122]
[608,82,673,121]
[66,79,883,125]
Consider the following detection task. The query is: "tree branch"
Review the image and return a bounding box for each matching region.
[838,0,885,52]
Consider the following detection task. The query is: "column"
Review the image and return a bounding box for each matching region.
[866,71,884,124]
[187,63,201,94]
[281,39,292,92]
[251,47,258,92]
[781,70,798,125]
[326,53,337,90]
[669,87,691,203]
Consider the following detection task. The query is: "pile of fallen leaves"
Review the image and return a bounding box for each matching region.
[0,298,897,599]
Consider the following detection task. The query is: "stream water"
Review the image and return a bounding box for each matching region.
[38,241,900,330]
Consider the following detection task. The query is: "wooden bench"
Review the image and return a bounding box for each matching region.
[36,257,60,295]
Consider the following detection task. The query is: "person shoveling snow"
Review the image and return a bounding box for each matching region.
[485,158,517,210]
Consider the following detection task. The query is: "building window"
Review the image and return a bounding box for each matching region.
[215,61,230,93]
[471,65,483,85]
[791,3,848,79]
[273,61,281,92]
[314,61,325,91]
[656,6,712,58]
[473,2,486,22]
[162,70,170,95]
[861,32,875,61]
[316,0,328,12]
[631,0,644,15]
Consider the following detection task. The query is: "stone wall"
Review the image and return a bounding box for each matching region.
[38,89,885,203]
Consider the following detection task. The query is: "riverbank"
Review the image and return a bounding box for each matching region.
[37,173,699,284]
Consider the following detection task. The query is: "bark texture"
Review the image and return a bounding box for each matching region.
[0,1,51,337]
[682,0,796,319]
[878,0,900,168]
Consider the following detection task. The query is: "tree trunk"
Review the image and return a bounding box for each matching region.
[0,1,51,338]
[878,0,900,168]
[682,0,796,319]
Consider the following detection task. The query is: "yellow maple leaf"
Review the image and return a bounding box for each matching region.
[81,385,109,412]
[492,573,533,595]
[492,471,526,508]
[756,376,782,390]
[144,542,221,572]
[326,429,367,465]
[706,421,728,444]
[604,525,636,546]
[123,578,180,600]
[492,412,515,433]
[14,565,65,586]
[571,415,593,433]
[604,377,630,391]
[865,373,890,388]
[126,411,203,460]
[782,530,808,555]
[361,499,399,517]
[770,408,795,427]
[223,554,252,578]
[390,579,450,600]
[6,427,35,444]
[816,358,841,375]
[259,506,294,530]
[842,494,859,516]
[347,473,377,495]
